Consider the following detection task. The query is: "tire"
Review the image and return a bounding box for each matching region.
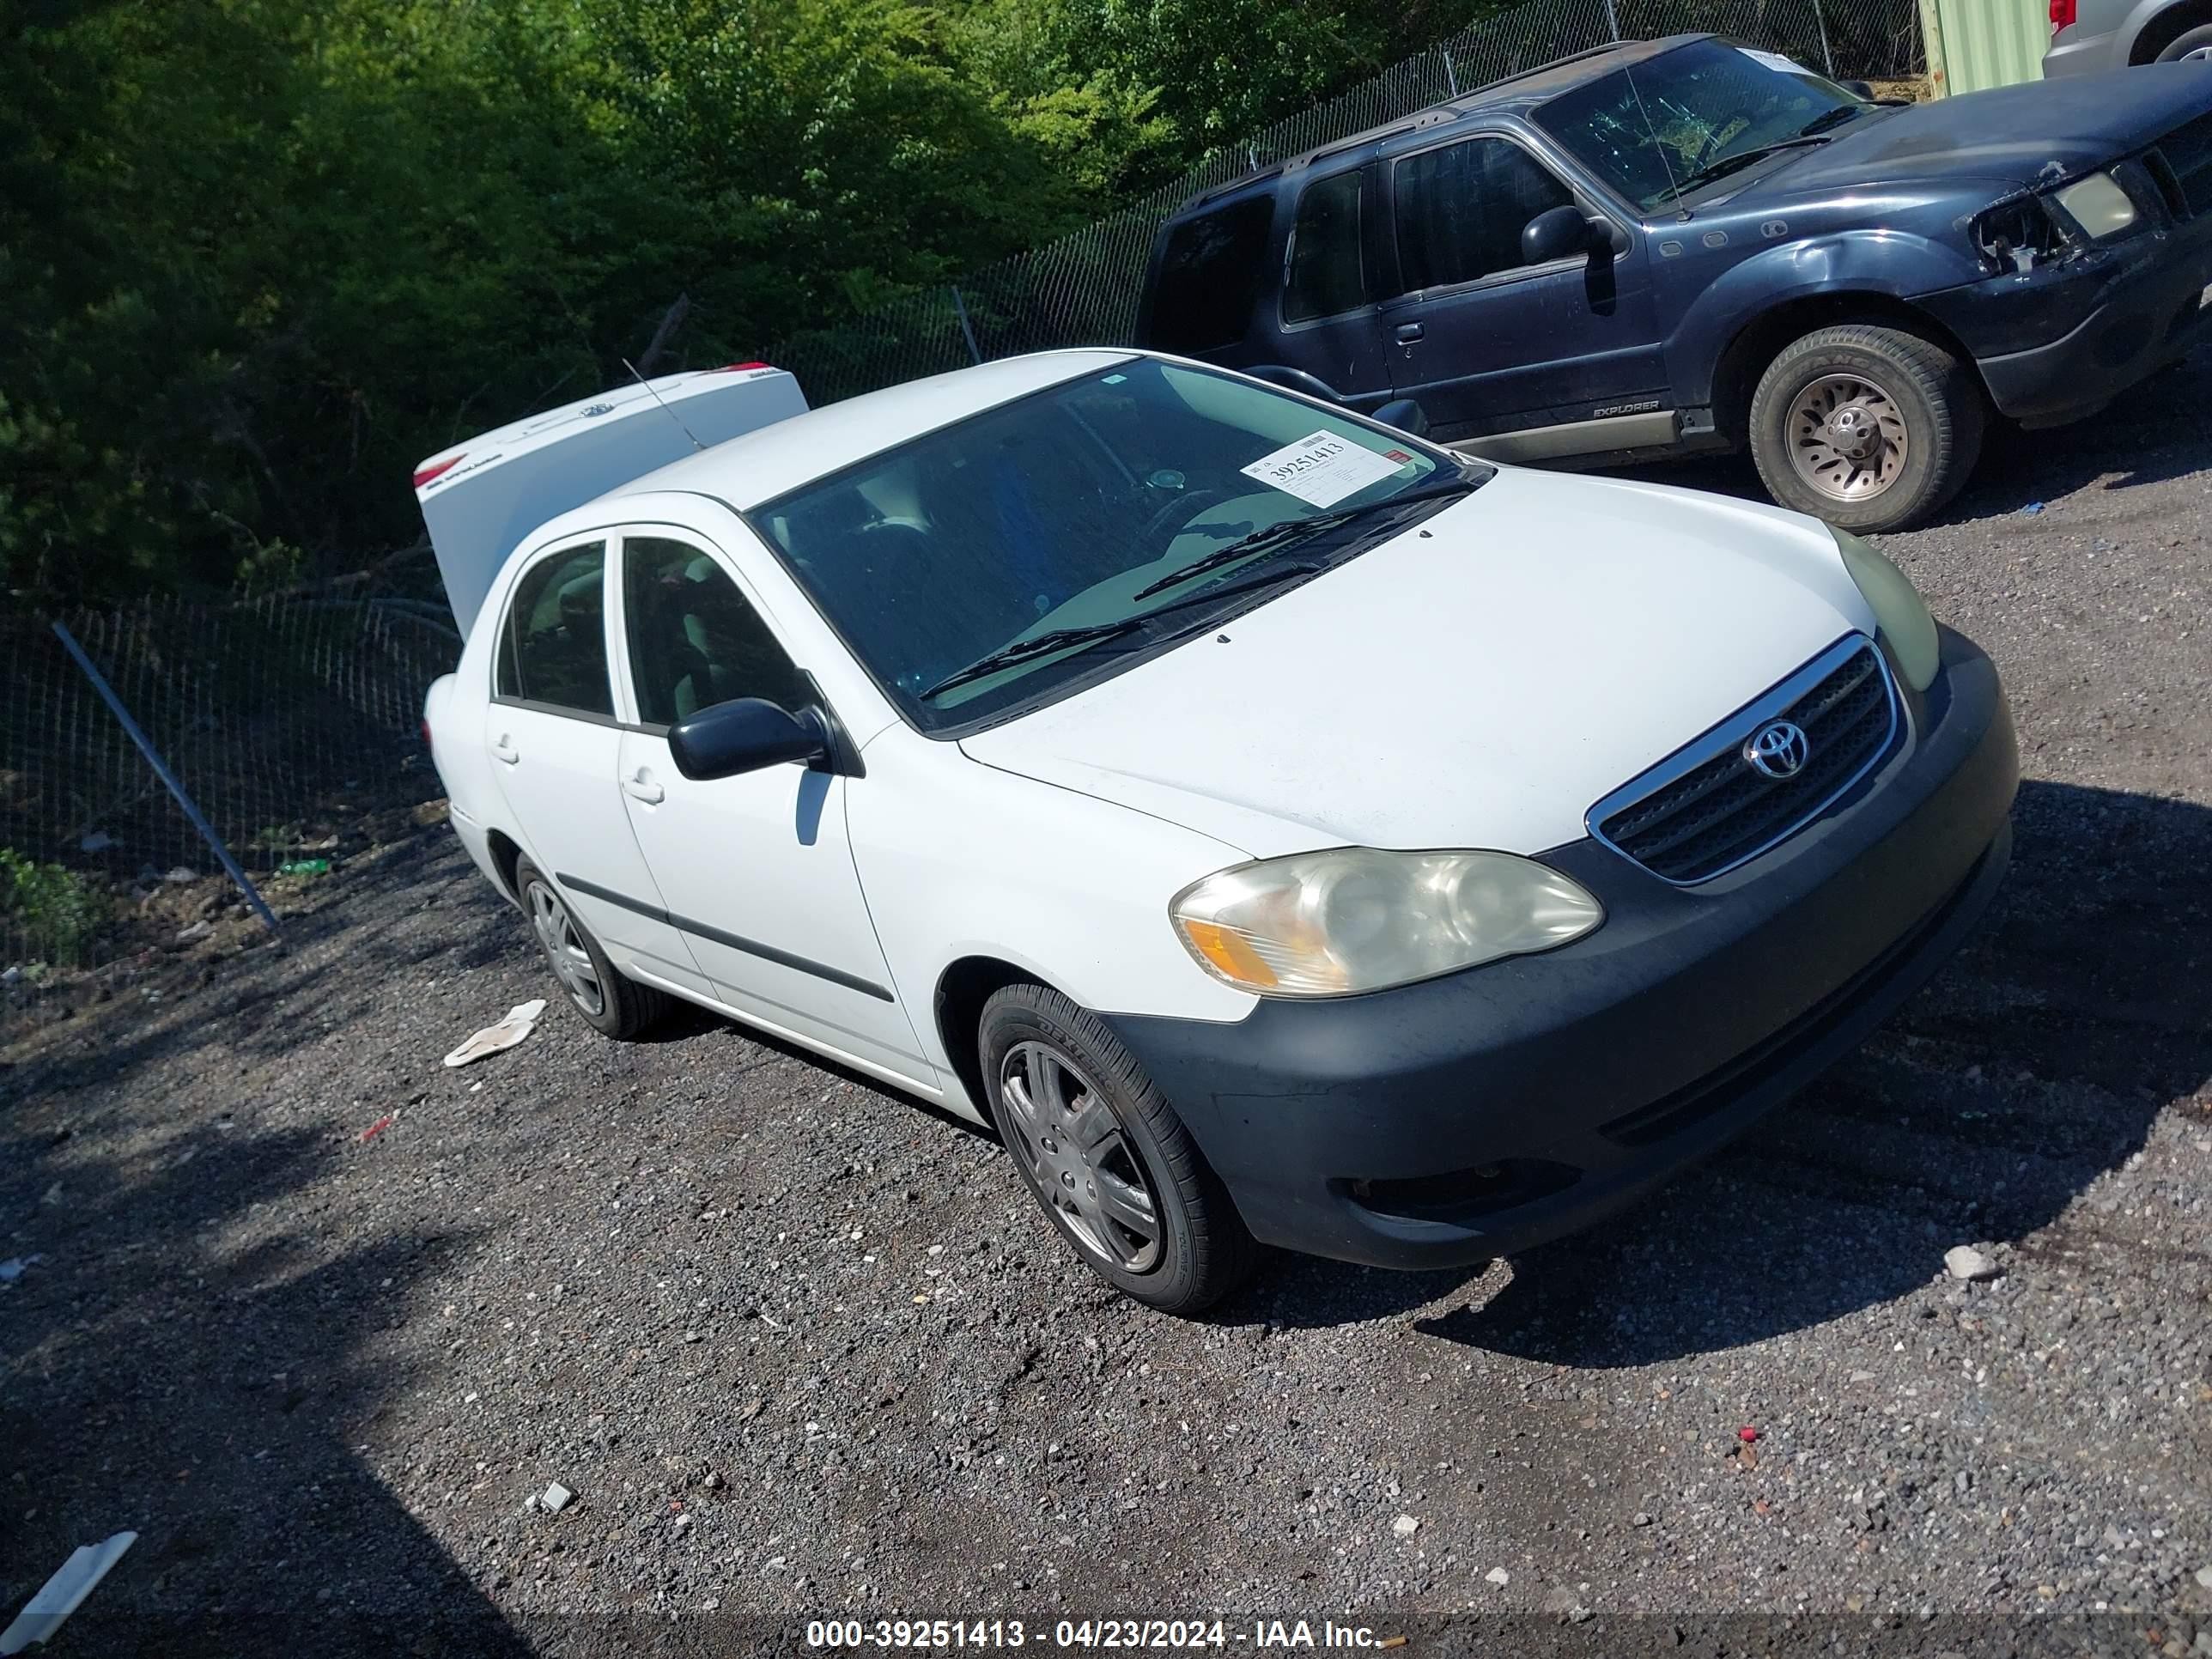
[1747,323,1985,532]
[514,856,672,1039]
[980,982,1257,1315]
[2154,24,2212,63]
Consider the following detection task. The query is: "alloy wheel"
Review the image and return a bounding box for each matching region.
[998,1040,1163,1273]
[526,880,605,1018]
[1786,371,1910,502]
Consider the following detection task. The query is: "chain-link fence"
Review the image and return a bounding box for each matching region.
[2,592,456,1015]
[768,0,1926,400]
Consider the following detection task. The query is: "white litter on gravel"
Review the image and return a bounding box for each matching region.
[1485,1567,1510,1586]
[540,1482,574,1514]
[443,1000,548,1068]
[1390,1515,1419,1537]
[0,1530,137,1656]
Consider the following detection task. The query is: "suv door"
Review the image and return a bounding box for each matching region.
[1273,163,1393,410]
[1380,130,1667,452]
[609,531,933,1085]
[485,538,708,998]
[1139,193,1277,368]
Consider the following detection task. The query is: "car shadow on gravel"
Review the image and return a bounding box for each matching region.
[1272,780,2207,1362]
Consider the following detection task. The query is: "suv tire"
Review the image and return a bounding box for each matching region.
[1749,323,1985,532]
[981,982,1258,1314]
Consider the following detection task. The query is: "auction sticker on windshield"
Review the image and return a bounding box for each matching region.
[1241,431,1406,507]
[1737,46,1810,76]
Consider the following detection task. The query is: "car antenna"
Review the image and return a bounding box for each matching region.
[1622,67,1687,214]
[623,357,708,452]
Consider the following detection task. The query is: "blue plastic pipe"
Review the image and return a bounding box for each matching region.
[51,619,280,934]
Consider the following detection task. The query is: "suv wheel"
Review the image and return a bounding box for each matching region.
[514,856,672,1039]
[980,982,1257,1315]
[1748,323,1985,532]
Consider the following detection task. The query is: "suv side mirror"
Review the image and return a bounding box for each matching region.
[1372,398,1431,437]
[669,697,828,781]
[1522,204,1603,267]
[1841,79,1875,101]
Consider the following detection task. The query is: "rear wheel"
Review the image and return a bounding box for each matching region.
[514,856,671,1039]
[2154,24,2212,62]
[981,982,1257,1315]
[1748,324,1985,532]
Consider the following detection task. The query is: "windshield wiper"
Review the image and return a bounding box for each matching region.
[920,618,1151,700]
[1131,478,1472,601]
[1665,133,1832,201]
[1797,103,1865,137]
[920,556,1337,700]
[922,480,1474,702]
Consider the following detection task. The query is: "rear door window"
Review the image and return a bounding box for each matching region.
[1283,170,1370,323]
[1146,195,1276,354]
[1392,136,1576,293]
[495,541,614,716]
[621,536,811,727]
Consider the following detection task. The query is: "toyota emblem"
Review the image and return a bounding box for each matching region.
[1742,720,1810,780]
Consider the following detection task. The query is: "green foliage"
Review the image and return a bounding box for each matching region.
[0,848,109,967]
[0,0,1516,606]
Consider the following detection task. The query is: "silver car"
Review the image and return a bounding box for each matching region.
[2046,0,2212,75]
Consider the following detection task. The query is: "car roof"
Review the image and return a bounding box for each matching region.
[612,348,1138,510]
[1170,33,1699,220]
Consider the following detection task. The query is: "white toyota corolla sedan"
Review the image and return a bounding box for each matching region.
[422,348,2017,1313]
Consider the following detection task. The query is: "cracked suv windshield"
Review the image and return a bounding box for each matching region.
[1537,38,1871,210]
[754,360,1467,726]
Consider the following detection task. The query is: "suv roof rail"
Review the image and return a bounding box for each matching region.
[1176,37,1656,216]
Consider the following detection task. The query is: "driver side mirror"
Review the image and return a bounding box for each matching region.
[1841,79,1875,101]
[1522,204,1607,267]
[669,697,828,781]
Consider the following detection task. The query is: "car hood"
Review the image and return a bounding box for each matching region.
[1761,67,2212,195]
[957,469,1875,859]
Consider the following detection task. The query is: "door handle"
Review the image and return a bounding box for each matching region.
[492,736,520,765]
[1394,322,1425,344]
[623,773,665,805]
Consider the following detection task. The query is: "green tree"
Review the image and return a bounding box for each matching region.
[0,0,1522,606]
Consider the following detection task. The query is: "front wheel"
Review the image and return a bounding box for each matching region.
[1747,323,1985,532]
[981,983,1257,1315]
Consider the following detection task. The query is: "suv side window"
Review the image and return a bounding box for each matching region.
[1146,195,1275,355]
[1393,136,1577,292]
[496,541,614,716]
[623,536,812,726]
[1283,170,1369,323]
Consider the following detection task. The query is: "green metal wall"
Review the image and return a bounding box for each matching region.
[1920,0,2049,94]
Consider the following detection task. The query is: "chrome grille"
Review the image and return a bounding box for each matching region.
[1590,638,1901,885]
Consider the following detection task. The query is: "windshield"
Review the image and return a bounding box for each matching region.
[1535,39,1867,210]
[753,359,1467,731]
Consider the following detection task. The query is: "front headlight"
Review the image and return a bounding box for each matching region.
[2052,171,2138,240]
[1170,848,1603,998]
[1832,526,1940,691]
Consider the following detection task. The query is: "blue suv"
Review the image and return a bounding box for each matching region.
[1135,34,2212,530]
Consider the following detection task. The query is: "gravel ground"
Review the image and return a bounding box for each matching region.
[3,365,2209,1658]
